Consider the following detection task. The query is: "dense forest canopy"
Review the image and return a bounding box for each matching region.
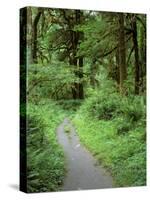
[20,7,146,193]
[23,7,146,100]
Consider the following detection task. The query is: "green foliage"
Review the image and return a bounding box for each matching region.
[91,93,121,120]
[28,62,77,101]
[56,99,83,111]
[82,81,121,120]
[75,16,116,59]
[121,95,146,122]
[115,117,132,135]
[23,8,146,192]
[27,101,65,192]
[115,96,146,135]
[73,85,146,187]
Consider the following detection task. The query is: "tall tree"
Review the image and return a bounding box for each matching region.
[63,10,84,99]
[118,13,127,94]
[131,14,140,95]
[33,8,42,63]
[76,10,84,99]
[27,7,33,64]
[139,15,146,93]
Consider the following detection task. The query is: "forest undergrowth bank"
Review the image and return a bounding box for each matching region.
[73,83,146,187]
[25,100,66,192]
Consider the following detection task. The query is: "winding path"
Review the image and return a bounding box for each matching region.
[57,118,113,191]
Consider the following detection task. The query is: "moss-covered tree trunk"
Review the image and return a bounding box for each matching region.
[33,8,42,64]
[69,10,84,99]
[70,29,78,99]
[118,13,127,94]
[76,10,84,99]
[139,17,146,93]
[132,15,140,95]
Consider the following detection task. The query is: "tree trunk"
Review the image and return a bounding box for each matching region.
[78,56,84,99]
[108,53,119,84]
[118,13,127,94]
[27,7,33,64]
[69,10,84,99]
[70,29,78,99]
[132,15,140,95]
[76,10,84,99]
[115,47,120,85]
[33,8,42,64]
[139,19,146,93]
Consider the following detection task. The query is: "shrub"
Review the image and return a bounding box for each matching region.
[26,102,65,193]
[116,117,132,135]
[56,99,83,111]
[121,95,146,122]
[84,89,122,120]
[73,87,146,187]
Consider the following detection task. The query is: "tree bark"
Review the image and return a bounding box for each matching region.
[139,17,146,93]
[115,47,120,85]
[132,15,140,95]
[27,7,33,64]
[76,10,84,99]
[118,13,127,94]
[33,8,42,64]
[78,56,84,99]
[70,30,78,99]
[62,10,84,99]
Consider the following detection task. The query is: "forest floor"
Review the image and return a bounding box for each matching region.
[57,118,113,191]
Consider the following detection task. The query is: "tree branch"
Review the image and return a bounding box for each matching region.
[27,77,65,94]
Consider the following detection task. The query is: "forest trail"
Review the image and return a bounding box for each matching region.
[57,118,113,191]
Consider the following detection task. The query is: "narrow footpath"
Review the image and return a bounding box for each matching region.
[57,118,113,191]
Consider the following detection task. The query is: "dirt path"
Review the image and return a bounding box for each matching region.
[57,118,113,191]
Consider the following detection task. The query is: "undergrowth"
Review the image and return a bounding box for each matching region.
[73,85,146,187]
[26,100,65,193]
